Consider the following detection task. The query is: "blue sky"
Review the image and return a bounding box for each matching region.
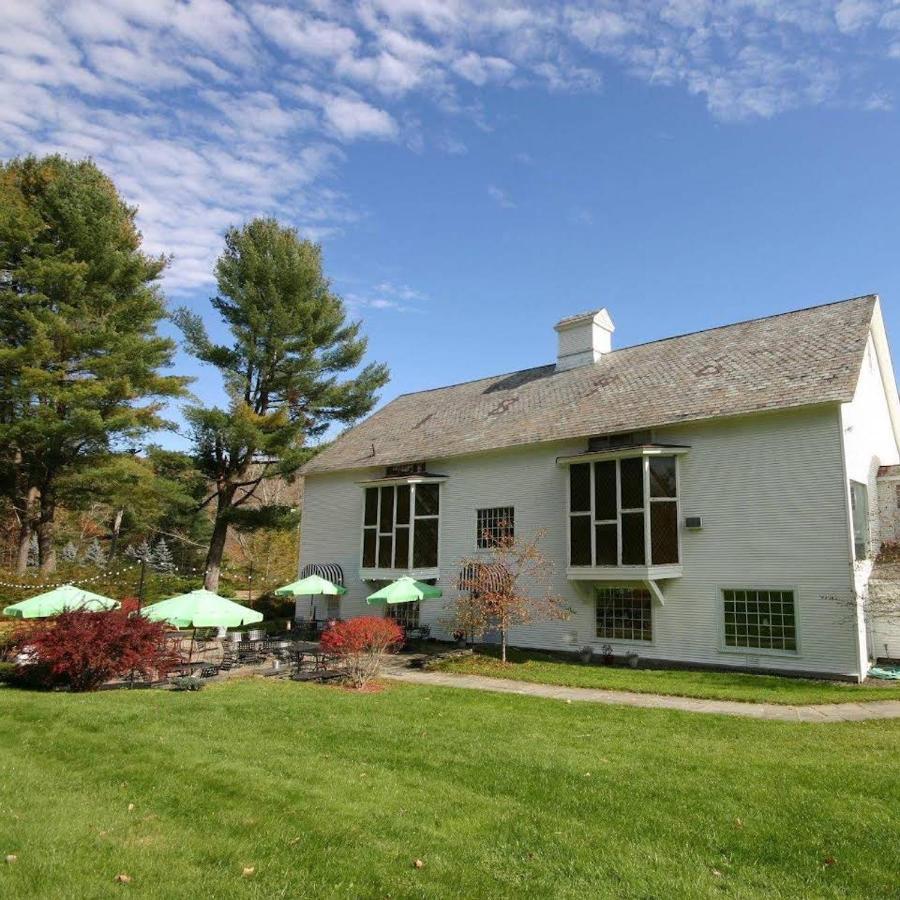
[4,1,900,450]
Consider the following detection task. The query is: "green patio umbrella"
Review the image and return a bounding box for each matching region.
[2,584,119,619]
[275,574,347,597]
[141,589,263,628]
[366,576,442,605]
[276,574,347,624]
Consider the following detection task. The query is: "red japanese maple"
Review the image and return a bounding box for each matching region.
[13,609,177,691]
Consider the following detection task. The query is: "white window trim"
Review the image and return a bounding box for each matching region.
[359,479,442,575]
[716,584,802,658]
[564,450,682,570]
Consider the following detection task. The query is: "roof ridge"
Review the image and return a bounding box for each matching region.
[609,293,877,355]
[389,293,877,402]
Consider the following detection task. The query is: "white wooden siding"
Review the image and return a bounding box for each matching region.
[299,402,869,677]
[841,331,900,665]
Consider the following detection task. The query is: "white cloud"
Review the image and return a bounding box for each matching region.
[2,0,898,294]
[322,94,399,140]
[488,185,516,208]
[345,279,428,313]
[835,0,879,33]
[451,51,515,85]
[249,4,359,58]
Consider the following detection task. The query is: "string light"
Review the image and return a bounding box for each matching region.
[0,563,139,590]
[0,561,287,592]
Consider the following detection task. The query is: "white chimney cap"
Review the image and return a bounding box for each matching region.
[554,308,615,371]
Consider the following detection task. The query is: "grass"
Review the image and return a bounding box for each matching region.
[1,679,898,898]
[429,648,900,705]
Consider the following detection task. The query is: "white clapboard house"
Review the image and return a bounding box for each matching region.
[298,295,900,680]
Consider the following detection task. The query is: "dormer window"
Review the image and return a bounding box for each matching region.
[566,450,681,569]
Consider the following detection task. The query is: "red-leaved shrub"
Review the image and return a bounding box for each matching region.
[320,616,404,687]
[12,609,178,691]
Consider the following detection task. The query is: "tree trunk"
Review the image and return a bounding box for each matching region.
[109,508,124,559]
[500,625,507,663]
[37,490,57,574]
[15,487,39,574]
[203,485,235,592]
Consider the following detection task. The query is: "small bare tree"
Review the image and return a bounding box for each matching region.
[450,528,570,663]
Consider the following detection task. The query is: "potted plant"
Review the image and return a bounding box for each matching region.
[579,645,593,664]
[600,643,614,666]
[626,651,640,669]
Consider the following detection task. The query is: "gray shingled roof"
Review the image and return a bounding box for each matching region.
[303,295,877,474]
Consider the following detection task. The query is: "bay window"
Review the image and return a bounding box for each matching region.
[362,482,440,570]
[568,453,680,568]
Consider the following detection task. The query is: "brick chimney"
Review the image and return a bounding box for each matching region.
[554,309,615,371]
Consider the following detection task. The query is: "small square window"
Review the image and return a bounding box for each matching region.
[476,507,514,548]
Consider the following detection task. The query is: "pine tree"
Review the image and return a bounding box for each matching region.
[85,539,107,567]
[151,538,175,573]
[0,156,189,573]
[126,539,153,563]
[60,541,78,563]
[176,218,388,590]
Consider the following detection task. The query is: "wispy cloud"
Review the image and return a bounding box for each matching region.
[488,185,516,208]
[345,280,429,314]
[2,0,898,293]
[570,208,594,226]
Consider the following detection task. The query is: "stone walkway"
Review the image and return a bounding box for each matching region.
[383,667,900,722]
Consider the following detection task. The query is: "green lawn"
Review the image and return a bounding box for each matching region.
[430,648,900,705]
[1,679,898,898]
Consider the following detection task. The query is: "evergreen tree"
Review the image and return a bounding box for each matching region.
[60,541,78,563]
[176,218,388,590]
[126,539,153,563]
[0,156,189,572]
[84,538,107,567]
[151,538,175,573]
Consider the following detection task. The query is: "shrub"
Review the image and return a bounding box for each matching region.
[171,676,203,692]
[320,616,404,688]
[11,609,179,692]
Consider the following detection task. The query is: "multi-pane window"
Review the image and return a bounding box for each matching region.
[850,481,869,560]
[723,589,797,651]
[595,587,652,641]
[387,600,420,630]
[362,482,440,570]
[476,507,515,548]
[568,455,679,567]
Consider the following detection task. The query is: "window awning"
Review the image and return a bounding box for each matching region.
[557,444,690,465]
[458,561,511,593]
[299,562,345,587]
